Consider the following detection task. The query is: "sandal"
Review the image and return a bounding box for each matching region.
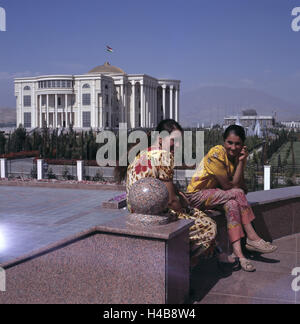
[246,238,277,254]
[218,258,241,273]
[238,258,256,272]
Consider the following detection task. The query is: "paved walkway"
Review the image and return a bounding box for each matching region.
[0,186,127,264]
[1,185,299,304]
[191,233,300,304]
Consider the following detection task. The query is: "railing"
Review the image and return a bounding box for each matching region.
[1,157,300,191]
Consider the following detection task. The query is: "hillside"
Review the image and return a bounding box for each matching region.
[180,86,300,127]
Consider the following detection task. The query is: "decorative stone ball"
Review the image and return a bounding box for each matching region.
[128,178,169,215]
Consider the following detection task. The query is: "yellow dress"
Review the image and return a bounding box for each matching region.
[187,145,237,193]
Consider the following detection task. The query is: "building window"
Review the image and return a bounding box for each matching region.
[58,97,62,106]
[24,86,31,91]
[24,113,31,128]
[105,95,109,105]
[82,112,91,128]
[23,95,31,107]
[82,84,90,89]
[82,93,91,106]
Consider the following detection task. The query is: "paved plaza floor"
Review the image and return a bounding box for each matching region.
[191,233,300,304]
[0,185,299,304]
[0,185,127,264]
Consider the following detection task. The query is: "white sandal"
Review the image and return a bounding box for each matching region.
[238,258,256,272]
[246,238,277,254]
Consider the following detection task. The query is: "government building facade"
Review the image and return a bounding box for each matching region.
[14,62,181,130]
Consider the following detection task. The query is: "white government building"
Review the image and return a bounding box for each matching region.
[14,62,181,130]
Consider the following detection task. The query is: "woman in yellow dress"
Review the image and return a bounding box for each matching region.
[185,125,277,272]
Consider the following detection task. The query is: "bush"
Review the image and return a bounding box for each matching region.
[93,170,104,182]
[47,168,56,180]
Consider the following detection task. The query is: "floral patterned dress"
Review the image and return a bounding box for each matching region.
[186,145,256,243]
[126,147,217,258]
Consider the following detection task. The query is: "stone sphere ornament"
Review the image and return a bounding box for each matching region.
[127,178,169,216]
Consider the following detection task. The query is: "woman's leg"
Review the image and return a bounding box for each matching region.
[187,189,259,258]
[187,189,251,244]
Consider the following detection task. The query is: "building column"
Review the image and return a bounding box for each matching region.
[124,83,128,124]
[140,82,145,128]
[65,94,68,128]
[46,94,49,127]
[154,86,157,126]
[55,94,58,128]
[162,84,166,120]
[39,95,42,127]
[170,85,174,119]
[131,81,136,129]
[108,85,112,128]
[145,84,149,128]
[20,86,24,126]
[151,85,155,127]
[98,93,103,128]
[92,80,96,128]
[149,85,153,128]
[175,87,179,122]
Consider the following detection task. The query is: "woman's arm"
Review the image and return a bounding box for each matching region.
[214,146,249,191]
[163,180,184,213]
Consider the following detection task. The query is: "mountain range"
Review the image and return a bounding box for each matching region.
[180,86,300,127]
[0,107,16,125]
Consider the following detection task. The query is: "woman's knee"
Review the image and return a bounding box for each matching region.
[228,188,245,198]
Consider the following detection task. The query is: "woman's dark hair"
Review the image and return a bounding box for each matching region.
[223,125,246,143]
[156,119,183,133]
[114,119,183,183]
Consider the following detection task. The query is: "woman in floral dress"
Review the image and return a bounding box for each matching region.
[126,119,217,266]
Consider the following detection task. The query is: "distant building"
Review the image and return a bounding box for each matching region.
[224,114,275,129]
[281,121,300,129]
[14,62,180,130]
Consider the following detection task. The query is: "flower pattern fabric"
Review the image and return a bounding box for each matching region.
[126,148,217,258]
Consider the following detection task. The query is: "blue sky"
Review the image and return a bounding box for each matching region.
[1,0,300,107]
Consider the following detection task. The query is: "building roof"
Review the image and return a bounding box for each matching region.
[224,116,274,120]
[87,62,125,75]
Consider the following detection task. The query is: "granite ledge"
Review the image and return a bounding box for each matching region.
[247,186,300,206]
[1,216,193,270]
[0,180,126,191]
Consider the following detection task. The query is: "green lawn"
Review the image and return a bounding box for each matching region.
[269,141,300,175]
